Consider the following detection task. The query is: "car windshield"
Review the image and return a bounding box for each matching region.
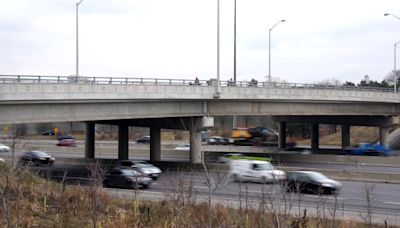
[32,151,50,157]
[255,163,274,171]
[307,172,329,181]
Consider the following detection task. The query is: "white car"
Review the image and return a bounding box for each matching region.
[230,159,286,183]
[0,143,10,152]
[174,144,190,151]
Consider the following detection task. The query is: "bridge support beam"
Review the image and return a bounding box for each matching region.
[341,125,350,149]
[311,123,319,150]
[85,122,95,159]
[150,127,161,162]
[380,127,389,147]
[190,130,203,164]
[118,124,129,160]
[278,122,286,149]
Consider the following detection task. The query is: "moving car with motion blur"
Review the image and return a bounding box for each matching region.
[56,138,77,147]
[207,136,233,145]
[136,135,150,144]
[19,151,55,166]
[0,143,10,152]
[230,159,286,183]
[116,160,162,180]
[285,171,342,194]
[344,143,392,156]
[174,144,190,151]
[103,168,152,189]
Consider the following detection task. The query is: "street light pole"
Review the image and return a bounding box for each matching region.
[384,13,400,93]
[394,40,400,93]
[233,0,237,83]
[76,0,84,77]
[268,19,285,84]
[216,0,221,97]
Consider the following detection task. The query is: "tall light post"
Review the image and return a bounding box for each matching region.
[215,0,221,97]
[394,40,400,93]
[76,0,84,77]
[384,13,400,92]
[233,0,237,83]
[268,19,285,84]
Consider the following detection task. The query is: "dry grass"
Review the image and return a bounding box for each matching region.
[0,163,396,228]
[296,126,379,146]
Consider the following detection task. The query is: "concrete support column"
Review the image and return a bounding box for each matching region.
[118,124,129,160]
[311,123,319,150]
[380,127,389,147]
[341,125,350,149]
[278,122,286,149]
[190,130,202,164]
[85,122,95,159]
[150,127,161,162]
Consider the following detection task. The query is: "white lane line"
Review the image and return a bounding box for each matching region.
[303,195,344,200]
[383,201,400,206]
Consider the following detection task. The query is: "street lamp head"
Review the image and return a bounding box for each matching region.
[384,13,390,16]
[281,19,286,22]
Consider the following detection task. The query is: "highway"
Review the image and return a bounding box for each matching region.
[2,139,400,223]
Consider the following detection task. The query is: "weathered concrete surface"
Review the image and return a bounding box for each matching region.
[1,83,400,124]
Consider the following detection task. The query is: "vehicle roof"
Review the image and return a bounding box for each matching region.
[232,159,271,164]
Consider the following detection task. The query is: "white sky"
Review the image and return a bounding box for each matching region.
[0,0,400,84]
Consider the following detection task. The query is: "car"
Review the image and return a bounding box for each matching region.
[0,157,5,163]
[230,159,286,183]
[285,171,342,194]
[207,136,233,145]
[0,143,10,152]
[136,135,150,144]
[56,138,77,147]
[19,151,55,166]
[41,129,55,136]
[57,134,75,141]
[103,168,152,189]
[174,144,190,151]
[345,143,392,156]
[116,160,162,180]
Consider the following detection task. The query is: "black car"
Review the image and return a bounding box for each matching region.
[136,135,150,144]
[41,129,55,136]
[285,171,342,194]
[103,168,152,189]
[19,151,55,166]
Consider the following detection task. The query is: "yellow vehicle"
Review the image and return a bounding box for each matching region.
[231,127,278,146]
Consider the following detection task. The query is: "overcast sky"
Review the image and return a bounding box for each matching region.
[1,0,400,84]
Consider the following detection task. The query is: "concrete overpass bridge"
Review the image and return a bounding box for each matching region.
[1,75,399,163]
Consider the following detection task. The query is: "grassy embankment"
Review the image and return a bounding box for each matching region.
[0,162,393,228]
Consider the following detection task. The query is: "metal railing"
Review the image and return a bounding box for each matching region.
[0,74,395,93]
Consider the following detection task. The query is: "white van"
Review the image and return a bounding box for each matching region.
[230,159,286,183]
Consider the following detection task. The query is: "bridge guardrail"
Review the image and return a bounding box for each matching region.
[0,74,395,93]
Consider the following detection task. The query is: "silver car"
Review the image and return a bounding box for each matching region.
[0,143,10,152]
[116,160,162,180]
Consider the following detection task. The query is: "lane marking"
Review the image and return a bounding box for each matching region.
[383,201,400,206]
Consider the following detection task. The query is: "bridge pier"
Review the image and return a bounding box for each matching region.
[341,125,350,149]
[118,124,129,160]
[150,127,161,162]
[278,122,286,149]
[190,129,202,164]
[85,122,95,159]
[380,127,389,147]
[311,123,319,150]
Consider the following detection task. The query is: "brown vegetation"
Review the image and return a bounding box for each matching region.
[0,163,395,228]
